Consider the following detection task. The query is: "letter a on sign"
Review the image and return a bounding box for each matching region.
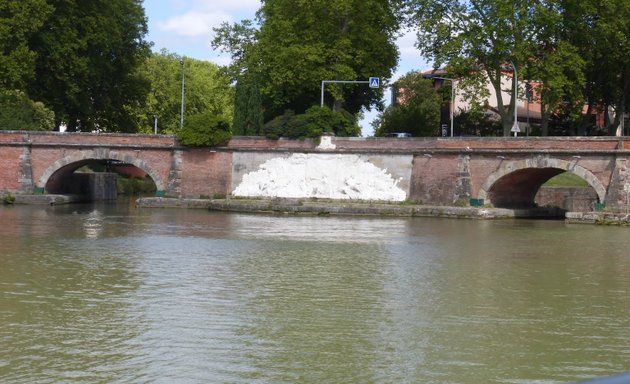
[369,77,380,88]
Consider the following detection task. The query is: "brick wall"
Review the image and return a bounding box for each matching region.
[0,146,22,193]
[180,149,233,198]
[1,132,629,208]
[536,187,599,212]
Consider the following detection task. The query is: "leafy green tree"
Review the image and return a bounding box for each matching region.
[453,110,502,136]
[212,19,258,81]
[140,50,183,133]
[214,0,401,125]
[562,0,630,135]
[262,106,359,139]
[374,72,441,136]
[517,1,586,136]
[409,0,557,136]
[233,75,263,135]
[0,90,55,131]
[176,112,232,147]
[138,51,234,135]
[27,0,151,132]
[0,0,52,91]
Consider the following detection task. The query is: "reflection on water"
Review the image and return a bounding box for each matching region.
[1,202,629,383]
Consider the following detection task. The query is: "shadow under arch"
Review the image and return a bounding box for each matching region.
[478,157,606,208]
[37,149,165,193]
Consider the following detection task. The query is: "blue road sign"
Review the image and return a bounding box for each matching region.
[369,77,380,88]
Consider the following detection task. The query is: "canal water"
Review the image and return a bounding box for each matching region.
[1,201,629,383]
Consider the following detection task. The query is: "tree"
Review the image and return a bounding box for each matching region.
[177,112,232,147]
[262,106,360,139]
[233,75,263,136]
[27,0,151,132]
[524,40,585,136]
[374,72,441,136]
[214,0,402,125]
[0,90,55,131]
[0,0,53,91]
[212,19,258,81]
[410,0,559,136]
[138,50,234,135]
[562,0,630,135]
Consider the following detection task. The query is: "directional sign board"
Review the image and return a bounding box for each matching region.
[369,77,380,88]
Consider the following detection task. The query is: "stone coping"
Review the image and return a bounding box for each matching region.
[566,211,630,225]
[136,197,565,220]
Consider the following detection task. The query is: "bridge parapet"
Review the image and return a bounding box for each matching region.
[0,131,177,148]
[330,136,625,152]
[221,136,628,155]
[2,131,630,211]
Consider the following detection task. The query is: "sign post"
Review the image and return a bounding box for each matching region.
[321,78,379,107]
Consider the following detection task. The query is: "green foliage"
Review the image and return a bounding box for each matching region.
[116,176,156,195]
[0,0,53,90]
[211,20,258,81]
[3,192,15,205]
[25,0,151,132]
[177,112,232,147]
[543,172,589,187]
[374,72,441,136]
[262,110,294,140]
[138,51,234,135]
[563,0,630,134]
[0,90,55,131]
[409,0,574,135]
[301,106,360,137]
[213,0,400,123]
[3,191,17,204]
[233,75,263,135]
[262,106,359,139]
[453,110,502,137]
[408,0,630,136]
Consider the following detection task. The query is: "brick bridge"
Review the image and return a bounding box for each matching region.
[2,131,630,210]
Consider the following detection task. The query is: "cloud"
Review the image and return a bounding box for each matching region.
[157,11,232,37]
[190,0,261,12]
[394,28,432,78]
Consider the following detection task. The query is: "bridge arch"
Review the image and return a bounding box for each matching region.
[38,148,166,193]
[478,156,606,208]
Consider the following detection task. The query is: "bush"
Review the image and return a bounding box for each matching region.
[262,106,359,139]
[454,110,502,136]
[3,192,15,205]
[374,72,441,137]
[0,90,55,131]
[263,110,296,139]
[177,113,232,146]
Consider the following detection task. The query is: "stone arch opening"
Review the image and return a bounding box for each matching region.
[478,158,606,210]
[39,150,164,200]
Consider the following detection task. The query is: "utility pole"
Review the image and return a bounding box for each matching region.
[511,62,520,137]
[320,78,379,108]
[431,77,455,137]
[180,58,185,130]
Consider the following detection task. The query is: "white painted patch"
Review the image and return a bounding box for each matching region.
[233,153,406,201]
[317,136,336,150]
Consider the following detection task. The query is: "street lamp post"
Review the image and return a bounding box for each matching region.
[431,77,455,137]
[511,62,520,137]
[180,59,185,130]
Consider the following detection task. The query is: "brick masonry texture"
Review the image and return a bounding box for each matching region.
[2,131,630,210]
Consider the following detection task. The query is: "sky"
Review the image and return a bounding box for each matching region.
[142,0,431,136]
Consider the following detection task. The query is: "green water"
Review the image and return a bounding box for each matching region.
[1,202,629,383]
